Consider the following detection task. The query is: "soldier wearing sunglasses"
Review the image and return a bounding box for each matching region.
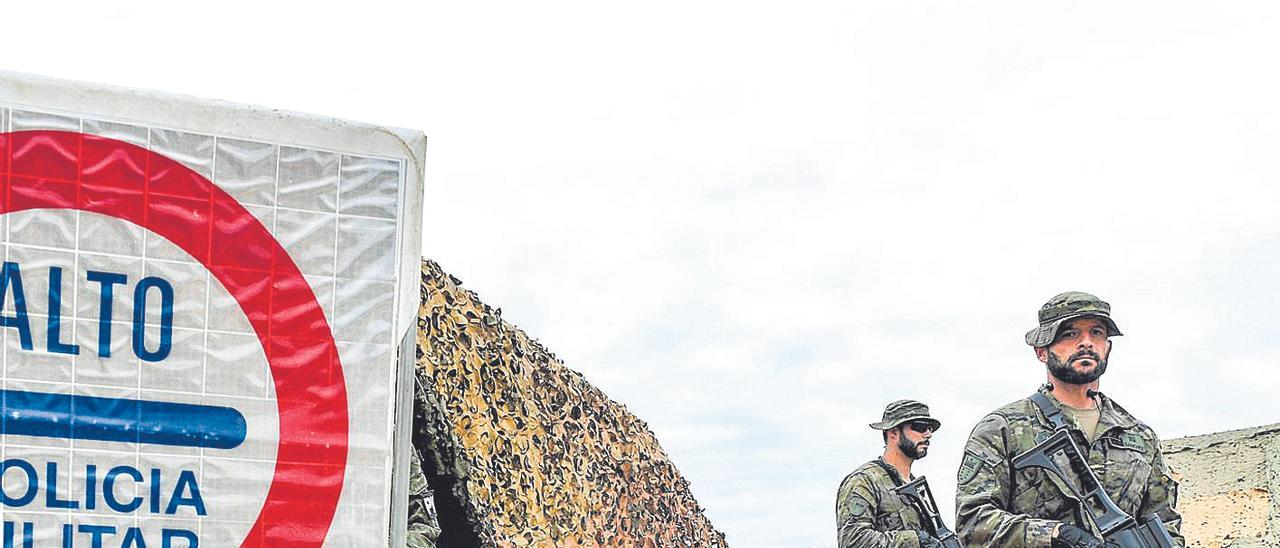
[836,400,945,548]
[954,292,1183,547]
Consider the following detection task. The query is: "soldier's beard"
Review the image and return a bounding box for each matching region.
[1046,349,1108,384]
[897,432,927,460]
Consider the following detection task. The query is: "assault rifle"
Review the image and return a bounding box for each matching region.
[1011,428,1176,548]
[894,476,962,548]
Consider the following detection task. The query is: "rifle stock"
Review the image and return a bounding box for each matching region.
[894,476,962,548]
[1011,429,1175,548]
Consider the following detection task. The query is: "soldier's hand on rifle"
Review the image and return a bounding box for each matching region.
[915,531,943,548]
[1051,523,1104,548]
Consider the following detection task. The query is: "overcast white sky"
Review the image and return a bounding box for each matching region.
[10,2,1280,546]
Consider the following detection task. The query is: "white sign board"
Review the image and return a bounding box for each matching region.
[0,71,426,547]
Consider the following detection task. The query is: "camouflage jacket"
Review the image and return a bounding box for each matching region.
[837,458,929,548]
[954,386,1183,547]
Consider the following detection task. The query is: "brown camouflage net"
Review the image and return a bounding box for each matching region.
[413,260,727,547]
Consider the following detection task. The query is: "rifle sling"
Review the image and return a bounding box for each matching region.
[872,458,905,487]
[873,459,931,534]
[1028,391,1096,530]
[1030,391,1070,432]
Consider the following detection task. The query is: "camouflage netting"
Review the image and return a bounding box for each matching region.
[411,259,727,547]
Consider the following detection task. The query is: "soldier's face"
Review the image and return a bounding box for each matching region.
[894,424,932,460]
[1037,317,1111,384]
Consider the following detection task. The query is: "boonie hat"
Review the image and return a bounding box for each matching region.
[868,399,941,431]
[1024,291,1123,348]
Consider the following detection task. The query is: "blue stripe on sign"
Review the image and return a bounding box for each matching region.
[0,390,247,449]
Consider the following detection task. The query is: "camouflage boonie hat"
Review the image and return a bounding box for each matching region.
[868,399,941,431]
[1024,291,1123,347]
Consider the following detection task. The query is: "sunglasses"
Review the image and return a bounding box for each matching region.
[907,421,936,434]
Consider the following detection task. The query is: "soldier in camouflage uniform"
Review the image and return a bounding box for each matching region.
[406,448,441,547]
[955,292,1183,548]
[836,400,945,548]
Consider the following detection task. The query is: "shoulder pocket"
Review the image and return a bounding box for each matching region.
[958,449,997,485]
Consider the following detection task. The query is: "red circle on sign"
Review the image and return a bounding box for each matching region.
[0,130,349,547]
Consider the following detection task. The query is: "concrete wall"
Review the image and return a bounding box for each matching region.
[1162,423,1280,547]
[412,260,727,547]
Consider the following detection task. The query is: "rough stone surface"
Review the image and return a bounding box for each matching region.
[411,259,727,547]
[1162,423,1280,548]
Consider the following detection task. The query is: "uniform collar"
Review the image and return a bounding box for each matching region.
[1036,384,1137,435]
[874,456,913,486]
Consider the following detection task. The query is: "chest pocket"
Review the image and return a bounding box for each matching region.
[1098,433,1152,513]
[1009,437,1086,522]
[877,503,906,530]
[881,498,928,532]
[1011,466,1080,522]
